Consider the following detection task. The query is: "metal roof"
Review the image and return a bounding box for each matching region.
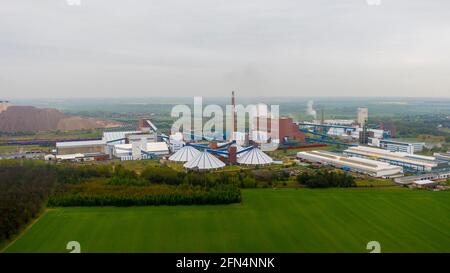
[237,147,273,165]
[169,145,201,162]
[103,131,140,143]
[56,140,105,148]
[183,151,225,170]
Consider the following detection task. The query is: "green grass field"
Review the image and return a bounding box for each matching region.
[3,188,450,253]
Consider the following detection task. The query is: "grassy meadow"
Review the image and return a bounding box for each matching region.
[3,188,450,253]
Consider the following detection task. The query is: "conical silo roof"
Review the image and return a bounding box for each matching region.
[237,147,273,165]
[183,151,226,170]
[169,145,201,162]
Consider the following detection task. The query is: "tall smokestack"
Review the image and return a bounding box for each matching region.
[228,145,237,165]
[232,91,237,132]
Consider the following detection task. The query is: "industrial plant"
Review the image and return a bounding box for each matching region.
[2,92,449,180]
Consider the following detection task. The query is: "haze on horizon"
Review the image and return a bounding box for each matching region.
[1,0,450,99]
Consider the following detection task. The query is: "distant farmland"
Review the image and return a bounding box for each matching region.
[4,189,450,253]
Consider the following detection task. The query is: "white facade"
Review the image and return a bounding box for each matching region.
[113,142,169,158]
[297,150,403,178]
[394,170,450,185]
[128,133,157,144]
[434,152,450,162]
[169,133,185,152]
[313,119,355,126]
[344,146,440,172]
[56,139,106,149]
[351,128,383,139]
[378,139,424,154]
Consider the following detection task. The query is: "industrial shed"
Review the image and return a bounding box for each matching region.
[56,140,106,155]
[297,150,403,178]
[113,142,169,158]
[344,146,445,172]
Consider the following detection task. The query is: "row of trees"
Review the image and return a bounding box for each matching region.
[297,170,356,188]
[48,184,241,207]
[12,161,292,190]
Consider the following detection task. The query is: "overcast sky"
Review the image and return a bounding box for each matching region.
[1,0,450,98]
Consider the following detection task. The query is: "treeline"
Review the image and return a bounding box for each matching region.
[0,161,244,244]
[48,184,240,207]
[0,164,57,242]
[296,170,356,188]
[371,115,450,139]
[49,164,243,206]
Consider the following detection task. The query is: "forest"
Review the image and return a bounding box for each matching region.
[0,163,56,242]
[0,161,241,245]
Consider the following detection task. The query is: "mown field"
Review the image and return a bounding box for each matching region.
[3,188,450,253]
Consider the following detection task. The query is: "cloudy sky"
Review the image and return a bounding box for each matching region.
[1,0,450,98]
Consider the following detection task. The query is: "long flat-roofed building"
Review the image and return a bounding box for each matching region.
[344,146,447,172]
[394,170,450,185]
[56,140,106,155]
[297,150,403,178]
[434,152,450,163]
[369,138,425,154]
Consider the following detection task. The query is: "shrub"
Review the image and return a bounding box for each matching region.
[297,170,356,188]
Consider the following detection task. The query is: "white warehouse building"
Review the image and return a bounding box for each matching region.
[368,138,425,154]
[297,150,403,178]
[344,146,446,172]
[113,142,169,159]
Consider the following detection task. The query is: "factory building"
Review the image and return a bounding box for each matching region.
[55,152,109,162]
[169,132,185,152]
[359,129,374,145]
[351,128,383,139]
[113,142,169,160]
[56,140,106,155]
[369,138,425,154]
[297,150,403,178]
[344,146,447,172]
[394,170,450,185]
[103,131,141,144]
[434,152,450,163]
[313,119,355,126]
[253,117,305,144]
[54,119,166,161]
